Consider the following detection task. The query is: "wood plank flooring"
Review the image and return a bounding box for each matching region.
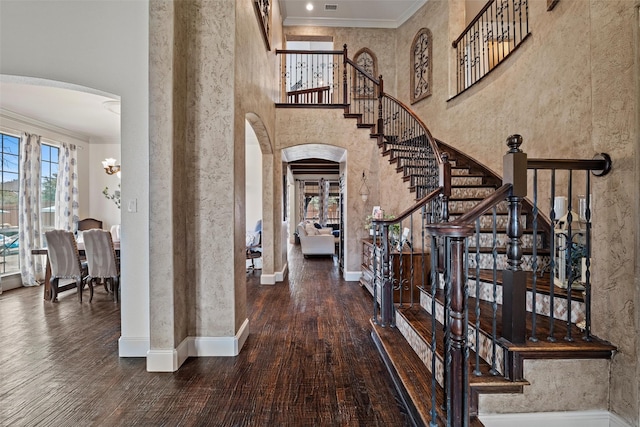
[0,246,411,426]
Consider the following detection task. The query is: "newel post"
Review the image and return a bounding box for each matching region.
[502,135,527,344]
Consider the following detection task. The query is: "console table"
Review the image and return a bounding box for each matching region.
[360,239,430,303]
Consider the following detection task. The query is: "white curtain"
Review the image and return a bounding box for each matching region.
[298,180,305,223]
[55,142,79,232]
[18,133,45,286]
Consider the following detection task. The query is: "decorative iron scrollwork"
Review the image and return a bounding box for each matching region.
[411,28,433,104]
[253,0,271,51]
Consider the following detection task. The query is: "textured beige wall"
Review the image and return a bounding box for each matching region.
[394,0,639,424]
[236,0,285,285]
[479,359,610,414]
[276,108,380,273]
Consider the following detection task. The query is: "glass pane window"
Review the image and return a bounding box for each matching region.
[0,133,20,274]
[41,143,59,231]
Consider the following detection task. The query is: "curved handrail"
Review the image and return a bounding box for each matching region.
[455,184,512,224]
[380,93,441,166]
[372,187,443,227]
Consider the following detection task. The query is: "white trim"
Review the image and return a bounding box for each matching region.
[145,320,249,372]
[479,410,633,427]
[118,336,150,357]
[283,0,427,29]
[189,318,250,357]
[275,262,288,282]
[343,270,362,282]
[260,273,276,285]
[146,348,180,372]
[1,109,90,142]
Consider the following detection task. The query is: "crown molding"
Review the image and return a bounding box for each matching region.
[0,108,90,143]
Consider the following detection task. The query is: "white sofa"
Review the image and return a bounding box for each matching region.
[297,222,335,256]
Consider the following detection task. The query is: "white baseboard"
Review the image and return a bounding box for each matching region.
[343,270,362,282]
[261,263,288,285]
[189,318,249,357]
[479,410,633,427]
[275,263,288,282]
[118,336,150,357]
[145,318,250,372]
[260,273,276,285]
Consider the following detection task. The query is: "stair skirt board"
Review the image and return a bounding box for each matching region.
[479,410,632,427]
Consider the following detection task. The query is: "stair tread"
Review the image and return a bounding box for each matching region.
[371,319,485,426]
[469,269,585,301]
[397,306,528,391]
[420,286,616,356]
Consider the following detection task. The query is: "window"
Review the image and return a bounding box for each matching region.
[0,133,20,274]
[0,132,59,275]
[40,143,59,231]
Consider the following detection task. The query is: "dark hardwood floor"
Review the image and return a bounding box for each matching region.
[0,245,410,426]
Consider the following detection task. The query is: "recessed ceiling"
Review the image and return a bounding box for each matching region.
[280,0,427,28]
[0,77,120,144]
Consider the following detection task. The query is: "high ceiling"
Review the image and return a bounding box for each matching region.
[280,0,427,28]
[0,2,427,146]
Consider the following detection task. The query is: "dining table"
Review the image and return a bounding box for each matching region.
[31,240,120,301]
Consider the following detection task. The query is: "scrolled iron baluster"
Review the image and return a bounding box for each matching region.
[530,169,539,342]
[548,170,557,342]
[474,218,482,376]
[565,170,574,342]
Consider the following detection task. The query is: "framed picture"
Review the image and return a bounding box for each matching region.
[254,0,271,51]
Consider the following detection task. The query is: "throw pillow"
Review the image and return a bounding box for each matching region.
[318,228,332,235]
[313,222,322,229]
[305,223,318,235]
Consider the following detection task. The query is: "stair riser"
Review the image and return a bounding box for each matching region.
[450,214,526,229]
[451,186,496,198]
[468,279,586,324]
[395,313,446,386]
[418,292,505,375]
[449,199,510,214]
[467,253,551,272]
[472,231,544,249]
[452,176,484,186]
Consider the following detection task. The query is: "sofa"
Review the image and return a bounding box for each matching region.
[296,222,335,256]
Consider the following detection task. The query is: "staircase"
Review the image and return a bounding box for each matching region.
[369,136,615,425]
[275,47,616,426]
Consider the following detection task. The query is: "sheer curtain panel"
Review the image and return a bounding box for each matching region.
[55,142,79,232]
[19,133,45,286]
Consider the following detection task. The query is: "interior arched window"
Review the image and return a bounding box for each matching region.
[353,48,378,99]
[411,28,433,104]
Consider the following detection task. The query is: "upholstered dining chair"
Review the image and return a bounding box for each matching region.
[45,230,88,302]
[82,229,120,302]
[77,218,103,232]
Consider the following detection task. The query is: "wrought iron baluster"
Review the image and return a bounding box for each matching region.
[584,173,592,341]
[429,235,438,427]
[474,218,482,376]
[490,206,499,375]
[530,169,539,342]
[565,170,574,342]
[548,170,556,342]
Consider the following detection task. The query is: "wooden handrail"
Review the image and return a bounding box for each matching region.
[527,153,612,175]
[275,49,344,55]
[455,184,512,224]
[452,0,495,48]
[372,187,443,226]
[286,86,330,96]
[345,58,380,84]
[380,93,442,167]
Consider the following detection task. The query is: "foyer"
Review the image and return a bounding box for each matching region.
[0,245,410,426]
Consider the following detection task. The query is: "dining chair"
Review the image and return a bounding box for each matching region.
[82,229,120,302]
[77,218,103,231]
[44,230,88,302]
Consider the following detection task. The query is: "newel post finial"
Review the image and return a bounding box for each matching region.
[506,134,523,153]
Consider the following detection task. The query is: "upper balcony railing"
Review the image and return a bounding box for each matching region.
[452,0,530,95]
